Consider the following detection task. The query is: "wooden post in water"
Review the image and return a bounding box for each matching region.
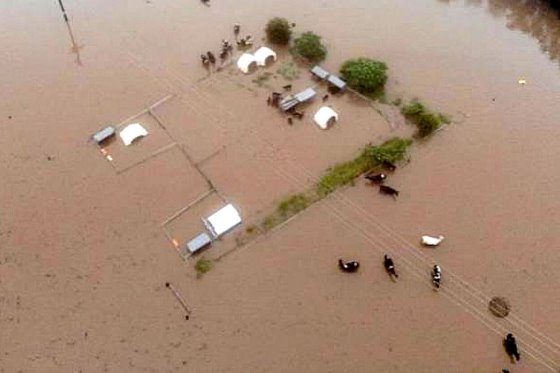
[57,0,69,22]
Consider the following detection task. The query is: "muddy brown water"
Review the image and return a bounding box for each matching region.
[1,0,560,371]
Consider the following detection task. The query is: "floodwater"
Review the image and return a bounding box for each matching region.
[1,0,560,371]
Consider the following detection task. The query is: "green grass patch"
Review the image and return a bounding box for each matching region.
[261,192,317,232]
[401,100,451,138]
[363,137,413,164]
[252,72,273,87]
[317,137,412,197]
[317,153,373,198]
[194,258,213,274]
[277,62,300,81]
[260,137,413,232]
[278,193,312,218]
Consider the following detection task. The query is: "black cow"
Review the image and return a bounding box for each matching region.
[431,265,442,289]
[504,333,521,362]
[365,173,386,184]
[379,185,399,198]
[382,161,397,172]
[338,259,360,273]
[383,254,399,279]
[206,51,216,64]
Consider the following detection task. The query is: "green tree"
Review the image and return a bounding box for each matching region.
[292,32,327,63]
[265,17,292,45]
[340,58,388,94]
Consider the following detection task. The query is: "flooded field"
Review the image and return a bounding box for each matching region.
[1,0,560,371]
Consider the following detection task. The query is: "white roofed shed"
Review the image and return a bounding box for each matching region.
[313,106,338,129]
[237,53,257,73]
[253,47,277,66]
[203,204,242,238]
[119,123,148,146]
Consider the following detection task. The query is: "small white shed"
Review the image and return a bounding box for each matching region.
[313,107,338,129]
[203,204,242,238]
[253,47,277,66]
[237,53,257,73]
[119,123,148,146]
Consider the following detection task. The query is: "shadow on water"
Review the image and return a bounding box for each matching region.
[440,0,560,66]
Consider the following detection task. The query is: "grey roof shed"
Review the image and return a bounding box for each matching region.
[93,126,116,144]
[280,88,317,112]
[310,65,330,80]
[185,232,212,254]
[327,75,347,90]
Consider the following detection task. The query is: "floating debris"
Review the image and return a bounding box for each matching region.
[489,296,511,318]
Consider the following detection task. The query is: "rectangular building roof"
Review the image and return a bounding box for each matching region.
[327,74,347,90]
[294,88,317,103]
[310,65,330,80]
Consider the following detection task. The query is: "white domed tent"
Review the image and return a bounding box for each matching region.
[119,123,148,146]
[313,106,338,129]
[237,53,257,74]
[253,47,277,67]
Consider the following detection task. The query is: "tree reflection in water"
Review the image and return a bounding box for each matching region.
[440,0,560,66]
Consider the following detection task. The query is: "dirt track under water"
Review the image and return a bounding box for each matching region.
[1,0,560,371]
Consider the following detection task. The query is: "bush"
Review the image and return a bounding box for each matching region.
[195,258,212,274]
[340,58,388,95]
[266,18,292,45]
[401,100,450,138]
[278,193,311,218]
[316,154,373,197]
[363,137,413,164]
[316,137,412,197]
[292,32,327,63]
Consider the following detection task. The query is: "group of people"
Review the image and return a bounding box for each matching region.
[200,24,252,67]
[337,256,522,366]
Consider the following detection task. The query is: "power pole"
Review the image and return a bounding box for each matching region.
[57,0,69,22]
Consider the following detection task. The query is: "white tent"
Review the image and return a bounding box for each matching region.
[119,123,148,146]
[253,47,277,66]
[313,106,338,129]
[237,53,257,73]
[203,204,242,238]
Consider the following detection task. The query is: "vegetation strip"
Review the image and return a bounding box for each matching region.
[260,137,413,232]
[401,100,451,138]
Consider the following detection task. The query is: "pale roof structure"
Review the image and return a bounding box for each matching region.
[204,204,242,238]
[237,53,257,73]
[119,123,148,146]
[253,47,277,66]
[313,106,338,129]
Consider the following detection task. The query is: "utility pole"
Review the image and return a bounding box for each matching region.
[56,0,83,65]
[57,0,69,22]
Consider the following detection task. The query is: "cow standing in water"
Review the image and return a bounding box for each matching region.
[338,259,360,273]
[382,161,397,172]
[365,172,386,184]
[379,185,399,198]
[431,265,442,289]
[383,254,399,280]
[504,333,521,363]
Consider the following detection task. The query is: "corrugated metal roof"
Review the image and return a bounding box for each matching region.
[327,74,347,89]
[185,232,212,254]
[294,88,317,102]
[310,65,329,80]
[93,126,116,144]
